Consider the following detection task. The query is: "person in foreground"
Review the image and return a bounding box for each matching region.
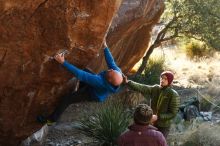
[124,71,180,138]
[37,41,123,125]
[118,104,167,146]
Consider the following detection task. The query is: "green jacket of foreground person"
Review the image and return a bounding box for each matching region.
[126,71,180,137]
[127,81,179,127]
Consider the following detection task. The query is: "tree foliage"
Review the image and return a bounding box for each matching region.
[164,0,220,49]
[136,0,220,75]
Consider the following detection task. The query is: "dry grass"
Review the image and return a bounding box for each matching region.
[133,45,220,110]
[167,120,220,146]
[134,46,220,90]
[148,47,220,96]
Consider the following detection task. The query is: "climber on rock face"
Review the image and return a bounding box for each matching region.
[37,40,123,125]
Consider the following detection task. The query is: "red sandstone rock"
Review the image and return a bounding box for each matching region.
[89,0,164,73]
[0,0,164,145]
[0,0,121,145]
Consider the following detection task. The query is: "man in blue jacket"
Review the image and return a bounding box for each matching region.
[38,41,123,124]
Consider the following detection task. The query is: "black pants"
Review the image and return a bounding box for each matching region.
[48,82,97,122]
[156,126,170,138]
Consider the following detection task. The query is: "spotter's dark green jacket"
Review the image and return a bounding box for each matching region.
[127,80,180,128]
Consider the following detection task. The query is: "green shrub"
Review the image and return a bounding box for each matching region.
[76,100,132,146]
[134,57,166,85]
[185,41,212,59]
[200,95,213,111]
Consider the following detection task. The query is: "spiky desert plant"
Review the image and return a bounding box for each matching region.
[77,100,132,146]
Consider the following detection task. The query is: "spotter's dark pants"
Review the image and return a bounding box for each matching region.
[156,126,170,138]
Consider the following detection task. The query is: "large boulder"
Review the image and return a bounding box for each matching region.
[0,0,121,145]
[89,0,164,73]
[0,0,164,145]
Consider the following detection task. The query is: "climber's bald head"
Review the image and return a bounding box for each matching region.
[106,69,123,86]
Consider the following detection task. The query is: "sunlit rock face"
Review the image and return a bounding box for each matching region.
[0,0,121,145]
[89,0,164,73]
[0,0,164,145]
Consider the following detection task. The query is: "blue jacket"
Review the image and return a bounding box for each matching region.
[62,47,122,102]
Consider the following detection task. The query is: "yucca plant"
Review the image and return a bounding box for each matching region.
[76,100,132,146]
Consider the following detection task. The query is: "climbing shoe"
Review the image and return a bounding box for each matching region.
[36,115,56,126]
